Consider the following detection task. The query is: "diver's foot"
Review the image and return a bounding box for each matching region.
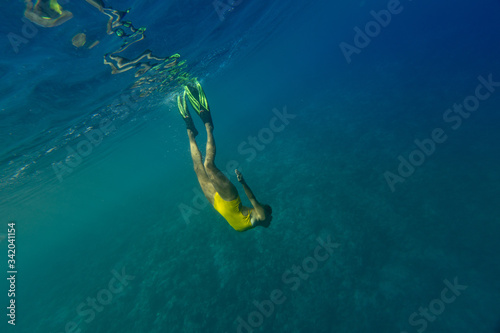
[178,93,198,137]
[187,128,198,138]
[198,110,213,128]
[205,122,214,132]
[184,80,213,128]
[185,118,198,137]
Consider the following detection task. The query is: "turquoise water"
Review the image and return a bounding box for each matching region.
[1,0,500,332]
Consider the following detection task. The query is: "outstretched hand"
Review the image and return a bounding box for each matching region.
[235,169,244,183]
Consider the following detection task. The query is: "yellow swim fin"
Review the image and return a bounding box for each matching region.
[177,91,198,136]
[184,79,213,127]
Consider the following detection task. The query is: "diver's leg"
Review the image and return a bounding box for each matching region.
[188,130,215,205]
[203,123,239,201]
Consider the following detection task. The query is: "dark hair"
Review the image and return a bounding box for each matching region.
[263,204,272,216]
[260,204,272,228]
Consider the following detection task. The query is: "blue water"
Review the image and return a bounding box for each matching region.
[1,0,500,332]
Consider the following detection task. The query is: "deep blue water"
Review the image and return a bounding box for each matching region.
[1,0,500,332]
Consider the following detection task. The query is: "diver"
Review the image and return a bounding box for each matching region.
[177,80,273,232]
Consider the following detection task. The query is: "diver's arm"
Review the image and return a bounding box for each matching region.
[235,170,265,219]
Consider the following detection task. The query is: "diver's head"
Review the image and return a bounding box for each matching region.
[258,204,273,228]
